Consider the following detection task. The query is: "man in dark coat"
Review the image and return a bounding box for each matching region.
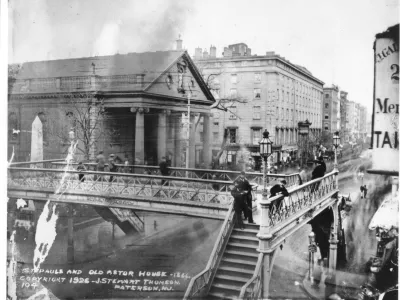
[108,154,118,182]
[310,156,326,193]
[233,171,254,223]
[269,179,289,210]
[159,156,170,186]
[95,150,106,181]
[231,182,248,229]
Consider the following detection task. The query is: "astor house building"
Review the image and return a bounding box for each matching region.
[194,43,324,169]
[8,50,215,167]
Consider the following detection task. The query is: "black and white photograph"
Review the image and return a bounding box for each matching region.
[3,0,399,299]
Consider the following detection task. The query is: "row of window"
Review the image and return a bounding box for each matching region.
[211,127,300,145]
[230,73,261,84]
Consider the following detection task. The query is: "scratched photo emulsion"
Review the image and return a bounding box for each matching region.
[6,1,399,299]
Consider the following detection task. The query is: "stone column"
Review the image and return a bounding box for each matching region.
[174,114,182,167]
[132,107,145,165]
[188,114,196,168]
[328,201,339,276]
[157,110,168,162]
[257,197,274,299]
[89,104,99,160]
[202,113,211,167]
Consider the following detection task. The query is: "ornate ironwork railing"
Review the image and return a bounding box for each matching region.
[267,171,338,228]
[239,253,264,300]
[51,162,302,188]
[183,202,236,299]
[10,159,64,169]
[7,167,234,204]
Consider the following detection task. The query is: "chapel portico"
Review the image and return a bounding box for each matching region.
[8,51,215,167]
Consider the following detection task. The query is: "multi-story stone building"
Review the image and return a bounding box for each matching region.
[8,50,215,167]
[340,91,349,142]
[194,44,324,169]
[322,85,340,132]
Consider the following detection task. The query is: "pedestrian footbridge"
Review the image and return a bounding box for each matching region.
[7,160,341,299]
[7,160,300,220]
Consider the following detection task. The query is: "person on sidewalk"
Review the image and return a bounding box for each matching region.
[298,167,307,185]
[233,171,254,224]
[159,156,170,186]
[269,179,289,211]
[76,161,87,182]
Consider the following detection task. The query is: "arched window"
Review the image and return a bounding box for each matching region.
[37,112,48,144]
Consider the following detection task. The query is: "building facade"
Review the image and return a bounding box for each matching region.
[194,44,324,169]
[8,51,215,167]
[339,91,349,142]
[322,85,340,132]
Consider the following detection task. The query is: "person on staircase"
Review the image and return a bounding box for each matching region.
[233,171,254,224]
[231,181,248,229]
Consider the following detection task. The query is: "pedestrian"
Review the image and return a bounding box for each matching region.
[233,171,254,224]
[76,161,87,182]
[108,154,117,182]
[159,156,170,186]
[363,184,368,198]
[310,156,326,193]
[123,159,130,173]
[231,182,247,229]
[269,179,289,210]
[360,185,365,199]
[95,150,106,181]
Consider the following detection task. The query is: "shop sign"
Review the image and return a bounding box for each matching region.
[370,25,399,175]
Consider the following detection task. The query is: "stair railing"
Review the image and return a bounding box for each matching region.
[239,253,264,300]
[183,201,236,299]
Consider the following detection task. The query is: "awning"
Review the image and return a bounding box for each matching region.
[369,194,399,231]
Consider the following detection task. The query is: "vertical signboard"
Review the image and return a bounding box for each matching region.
[370,24,399,175]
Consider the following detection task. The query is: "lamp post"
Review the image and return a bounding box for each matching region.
[333,131,340,171]
[259,130,273,194]
[298,120,311,167]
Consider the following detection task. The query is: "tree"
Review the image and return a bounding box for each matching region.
[48,92,112,161]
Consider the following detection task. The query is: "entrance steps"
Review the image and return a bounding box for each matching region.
[208,223,260,299]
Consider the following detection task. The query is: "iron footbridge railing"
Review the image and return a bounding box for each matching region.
[239,171,339,299]
[7,167,236,205]
[183,201,236,299]
[51,162,302,189]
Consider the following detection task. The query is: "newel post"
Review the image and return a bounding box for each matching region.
[257,196,274,299]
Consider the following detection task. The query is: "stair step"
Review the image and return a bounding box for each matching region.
[218,266,254,278]
[241,223,260,230]
[226,242,258,254]
[214,274,249,284]
[222,257,257,266]
[225,250,259,258]
[230,234,258,241]
[208,291,236,300]
[211,283,241,291]
[233,227,259,234]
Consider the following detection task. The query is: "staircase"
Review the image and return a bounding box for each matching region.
[208,223,260,299]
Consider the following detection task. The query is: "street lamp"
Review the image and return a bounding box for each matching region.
[333,131,340,171]
[259,130,273,193]
[298,119,311,167]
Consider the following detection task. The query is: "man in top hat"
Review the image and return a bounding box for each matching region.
[233,171,254,224]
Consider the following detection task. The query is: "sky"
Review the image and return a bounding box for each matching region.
[7,0,400,113]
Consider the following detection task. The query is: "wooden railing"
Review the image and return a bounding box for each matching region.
[183,202,236,299]
[239,253,264,299]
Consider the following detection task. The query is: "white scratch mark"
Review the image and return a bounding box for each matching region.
[7,231,17,300]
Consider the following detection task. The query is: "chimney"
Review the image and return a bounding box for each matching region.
[176,34,183,50]
[210,45,217,58]
[203,48,209,59]
[194,47,202,59]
